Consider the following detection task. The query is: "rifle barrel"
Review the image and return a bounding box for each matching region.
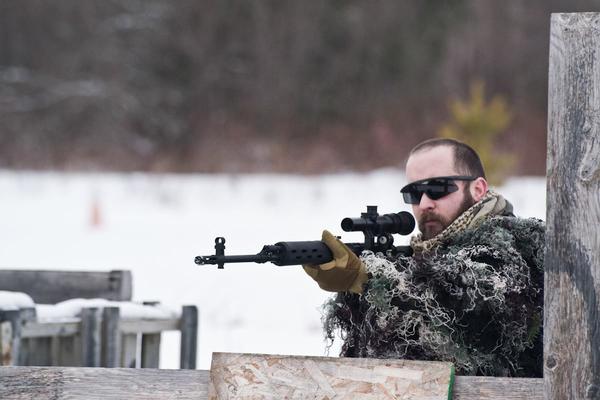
[195,254,274,265]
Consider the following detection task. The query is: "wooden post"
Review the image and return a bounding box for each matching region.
[180,305,198,369]
[17,307,38,366]
[81,307,102,367]
[108,270,133,302]
[102,307,121,368]
[141,301,161,369]
[546,12,600,399]
[0,321,12,366]
[121,334,139,368]
[0,309,22,366]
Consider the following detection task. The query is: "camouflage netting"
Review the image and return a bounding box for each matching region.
[323,216,545,377]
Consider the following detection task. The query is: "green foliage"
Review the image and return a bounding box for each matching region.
[438,81,515,185]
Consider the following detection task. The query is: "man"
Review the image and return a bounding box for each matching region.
[303,138,544,377]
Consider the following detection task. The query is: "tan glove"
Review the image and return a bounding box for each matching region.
[302,230,368,294]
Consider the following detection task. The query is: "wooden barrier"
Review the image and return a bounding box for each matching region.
[0,305,198,369]
[0,366,541,400]
[0,269,198,369]
[545,12,600,399]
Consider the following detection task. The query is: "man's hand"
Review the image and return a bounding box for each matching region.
[302,230,367,294]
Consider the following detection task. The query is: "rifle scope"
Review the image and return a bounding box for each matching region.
[341,206,415,235]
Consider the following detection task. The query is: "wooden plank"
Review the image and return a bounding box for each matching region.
[0,310,22,366]
[58,335,81,367]
[0,321,12,366]
[22,317,179,338]
[120,318,179,334]
[22,337,53,366]
[16,309,36,367]
[121,333,139,368]
[101,307,121,368]
[21,319,80,338]
[80,308,101,367]
[546,12,600,400]
[180,305,198,370]
[0,269,132,304]
[453,377,542,400]
[141,301,161,368]
[0,366,542,399]
[0,367,210,400]
[209,353,454,399]
[141,333,161,369]
[49,337,60,367]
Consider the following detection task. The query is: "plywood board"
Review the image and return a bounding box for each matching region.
[209,353,454,399]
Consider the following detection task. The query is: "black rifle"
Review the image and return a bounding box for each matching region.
[195,206,415,269]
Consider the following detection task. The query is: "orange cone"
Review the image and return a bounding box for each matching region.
[90,198,102,228]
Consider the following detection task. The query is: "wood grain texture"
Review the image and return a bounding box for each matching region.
[0,367,210,400]
[453,377,542,400]
[0,366,543,399]
[546,12,600,400]
[209,353,454,399]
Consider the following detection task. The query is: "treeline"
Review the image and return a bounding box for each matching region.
[1,0,598,174]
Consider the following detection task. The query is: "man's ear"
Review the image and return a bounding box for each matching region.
[470,177,488,202]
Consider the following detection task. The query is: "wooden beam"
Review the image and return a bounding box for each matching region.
[101,307,121,368]
[0,310,22,367]
[141,301,161,369]
[0,367,542,399]
[121,334,138,368]
[0,270,132,304]
[453,377,542,400]
[180,306,198,370]
[546,12,600,400]
[0,367,209,400]
[21,319,79,338]
[0,322,13,366]
[119,318,179,334]
[80,308,102,367]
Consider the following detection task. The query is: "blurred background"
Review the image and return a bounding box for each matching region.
[0,1,593,369]
[3,0,600,177]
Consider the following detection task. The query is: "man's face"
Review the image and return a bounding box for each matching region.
[405,146,476,240]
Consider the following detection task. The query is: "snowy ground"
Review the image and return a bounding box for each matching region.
[0,169,546,369]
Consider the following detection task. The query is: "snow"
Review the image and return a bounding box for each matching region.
[36,298,180,321]
[0,169,546,369]
[0,290,35,310]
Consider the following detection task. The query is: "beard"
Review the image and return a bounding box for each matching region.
[418,188,475,240]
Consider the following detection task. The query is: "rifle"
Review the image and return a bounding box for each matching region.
[195,206,415,269]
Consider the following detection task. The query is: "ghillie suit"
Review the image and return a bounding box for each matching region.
[323,192,545,377]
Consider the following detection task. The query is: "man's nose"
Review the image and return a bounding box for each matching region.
[418,193,436,210]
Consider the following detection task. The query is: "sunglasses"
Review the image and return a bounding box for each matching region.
[400,175,476,205]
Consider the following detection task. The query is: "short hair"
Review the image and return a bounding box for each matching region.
[409,138,486,179]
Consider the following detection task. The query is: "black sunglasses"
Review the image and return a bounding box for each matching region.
[400,175,477,205]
